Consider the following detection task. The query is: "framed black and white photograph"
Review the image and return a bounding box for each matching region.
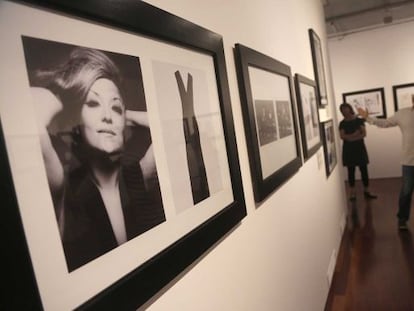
[309,29,328,107]
[0,1,246,310]
[393,82,414,111]
[294,74,322,161]
[321,120,337,177]
[234,44,302,202]
[342,88,386,118]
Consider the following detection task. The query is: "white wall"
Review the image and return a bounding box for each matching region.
[328,21,414,179]
[139,1,347,310]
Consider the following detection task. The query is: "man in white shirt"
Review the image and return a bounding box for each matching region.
[358,95,414,230]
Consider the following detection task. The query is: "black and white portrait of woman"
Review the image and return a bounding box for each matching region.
[21,36,166,272]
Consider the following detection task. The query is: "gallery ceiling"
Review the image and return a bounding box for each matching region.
[323,0,414,38]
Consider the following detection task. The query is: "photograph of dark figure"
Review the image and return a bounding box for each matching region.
[303,94,316,142]
[305,113,312,141]
[323,120,338,175]
[276,100,293,138]
[255,99,277,146]
[175,71,210,204]
[339,103,376,201]
[310,94,320,135]
[22,36,166,272]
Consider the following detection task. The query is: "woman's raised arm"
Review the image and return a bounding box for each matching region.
[31,87,65,219]
[125,110,149,127]
[125,110,157,188]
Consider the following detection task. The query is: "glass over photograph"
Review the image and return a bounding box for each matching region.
[21,36,166,272]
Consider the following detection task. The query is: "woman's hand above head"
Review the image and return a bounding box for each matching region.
[139,144,157,189]
[31,87,63,132]
[124,110,156,188]
[31,87,65,225]
[125,110,149,128]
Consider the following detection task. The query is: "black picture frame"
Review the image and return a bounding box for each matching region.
[320,119,337,177]
[294,74,322,161]
[234,43,302,203]
[309,29,328,107]
[392,82,414,111]
[342,88,387,118]
[1,1,246,310]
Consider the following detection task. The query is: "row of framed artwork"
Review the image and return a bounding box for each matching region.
[234,43,336,202]
[342,82,414,119]
[0,1,334,310]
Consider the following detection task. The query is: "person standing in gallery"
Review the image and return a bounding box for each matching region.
[358,95,414,230]
[339,103,377,202]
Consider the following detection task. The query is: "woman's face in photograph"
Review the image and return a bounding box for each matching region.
[81,78,125,154]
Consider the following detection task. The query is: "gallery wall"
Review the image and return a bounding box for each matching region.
[328,21,414,179]
[138,0,347,310]
[0,0,349,309]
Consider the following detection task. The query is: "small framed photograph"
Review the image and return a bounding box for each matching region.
[342,88,386,118]
[309,29,328,107]
[392,83,414,111]
[234,43,302,202]
[1,1,246,309]
[321,120,338,177]
[294,74,322,161]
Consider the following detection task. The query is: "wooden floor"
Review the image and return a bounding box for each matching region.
[325,178,414,311]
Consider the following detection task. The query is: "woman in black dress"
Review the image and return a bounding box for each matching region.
[339,103,377,201]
